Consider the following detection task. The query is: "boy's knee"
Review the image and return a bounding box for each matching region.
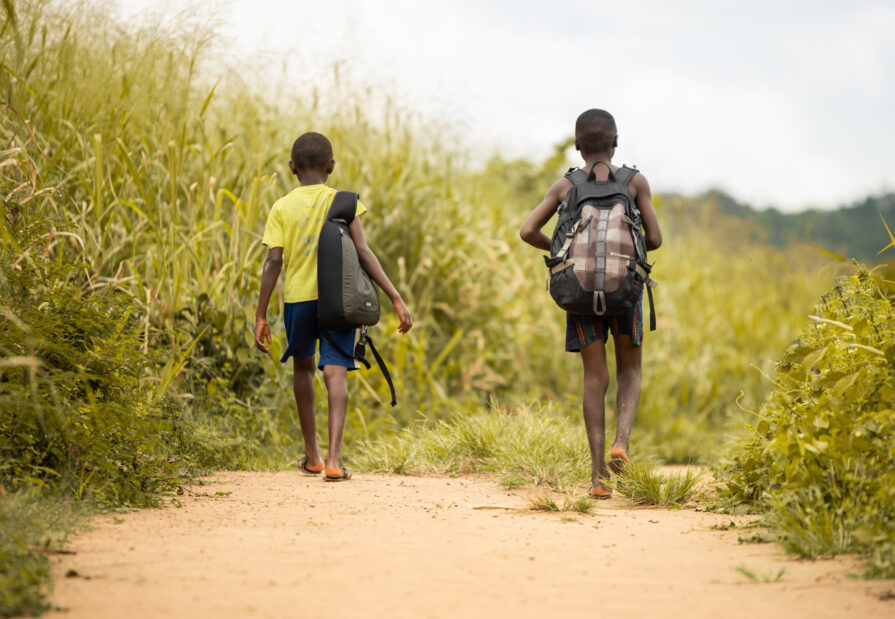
[322,364,347,384]
[584,367,610,394]
[292,355,315,376]
[617,361,642,382]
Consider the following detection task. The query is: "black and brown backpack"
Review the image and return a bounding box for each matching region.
[544,163,656,329]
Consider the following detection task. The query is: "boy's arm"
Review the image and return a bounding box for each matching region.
[630,173,663,251]
[347,217,413,334]
[254,247,284,353]
[520,178,570,251]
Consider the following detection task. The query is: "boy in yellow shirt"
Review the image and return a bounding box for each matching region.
[255,132,412,481]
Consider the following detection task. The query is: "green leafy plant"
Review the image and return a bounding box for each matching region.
[718,267,895,578]
[0,491,88,617]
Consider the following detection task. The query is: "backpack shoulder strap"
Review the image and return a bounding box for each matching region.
[564,168,588,186]
[326,191,359,223]
[614,165,639,188]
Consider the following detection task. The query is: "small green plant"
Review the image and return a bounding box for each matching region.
[732,565,786,583]
[738,532,776,545]
[606,462,701,506]
[560,515,578,523]
[358,403,591,491]
[529,494,560,512]
[499,474,529,489]
[563,496,595,514]
[528,493,594,514]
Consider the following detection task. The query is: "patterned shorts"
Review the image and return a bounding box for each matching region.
[565,297,643,352]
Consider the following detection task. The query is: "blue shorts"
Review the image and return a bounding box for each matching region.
[565,297,643,352]
[280,301,358,370]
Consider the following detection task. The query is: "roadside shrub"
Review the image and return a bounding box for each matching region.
[0,491,87,617]
[1,170,177,506]
[718,267,895,577]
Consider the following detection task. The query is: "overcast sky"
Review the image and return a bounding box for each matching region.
[120,0,894,211]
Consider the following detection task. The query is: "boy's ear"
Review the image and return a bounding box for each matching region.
[288,160,298,175]
[573,138,581,152]
[326,158,335,174]
[613,135,618,147]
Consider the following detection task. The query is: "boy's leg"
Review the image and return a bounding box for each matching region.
[322,364,348,475]
[281,302,324,472]
[611,333,642,458]
[293,355,323,470]
[316,327,357,478]
[580,339,611,487]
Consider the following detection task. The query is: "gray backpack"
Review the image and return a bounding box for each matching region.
[544,164,656,329]
[317,191,396,405]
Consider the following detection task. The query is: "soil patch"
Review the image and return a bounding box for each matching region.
[48,471,894,618]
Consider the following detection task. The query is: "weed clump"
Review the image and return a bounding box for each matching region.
[731,565,786,583]
[358,403,591,491]
[605,462,701,506]
[528,494,593,514]
[718,268,895,578]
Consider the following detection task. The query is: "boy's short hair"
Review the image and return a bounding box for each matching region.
[575,109,617,154]
[291,132,333,170]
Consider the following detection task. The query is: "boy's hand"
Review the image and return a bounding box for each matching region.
[255,318,272,353]
[393,299,413,334]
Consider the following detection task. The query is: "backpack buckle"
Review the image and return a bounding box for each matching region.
[354,340,366,363]
[354,326,368,363]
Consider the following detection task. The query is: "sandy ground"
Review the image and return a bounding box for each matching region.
[47,471,893,619]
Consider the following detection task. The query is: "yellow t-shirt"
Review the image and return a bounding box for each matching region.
[262,184,367,303]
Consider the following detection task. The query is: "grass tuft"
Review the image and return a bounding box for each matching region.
[528,493,594,514]
[732,565,786,583]
[528,494,560,512]
[606,462,701,507]
[358,402,591,491]
[564,496,595,514]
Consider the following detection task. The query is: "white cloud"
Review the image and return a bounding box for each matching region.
[117,0,894,210]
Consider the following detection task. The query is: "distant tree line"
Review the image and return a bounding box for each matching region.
[705,190,895,262]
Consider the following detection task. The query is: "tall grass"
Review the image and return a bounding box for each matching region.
[2,0,833,464]
[0,0,859,609]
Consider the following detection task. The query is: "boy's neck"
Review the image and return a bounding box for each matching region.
[296,170,328,186]
[582,152,613,170]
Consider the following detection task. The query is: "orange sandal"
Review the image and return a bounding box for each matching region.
[588,483,612,499]
[324,466,352,482]
[298,456,324,475]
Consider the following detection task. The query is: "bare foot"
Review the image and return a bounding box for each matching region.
[609,446,631,476]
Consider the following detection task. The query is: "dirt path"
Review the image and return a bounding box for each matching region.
[48,471,892,618]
